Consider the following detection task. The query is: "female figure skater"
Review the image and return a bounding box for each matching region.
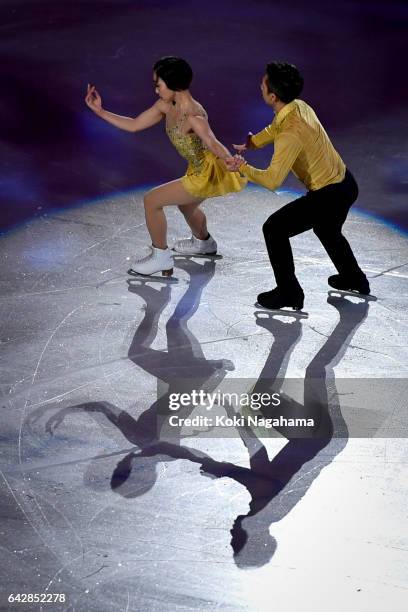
[85,56,246,276]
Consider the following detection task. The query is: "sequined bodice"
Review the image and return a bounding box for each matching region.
[166,112,208,171]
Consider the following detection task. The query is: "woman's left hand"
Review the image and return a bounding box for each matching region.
[225,155,245,172]
[85,84,103,115]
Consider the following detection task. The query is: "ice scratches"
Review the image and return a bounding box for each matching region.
[10,362,126,405]
[16,305,86,568]
[376,302,408,319]
[41,550,91,606]
[34,490,85,559]
[307,324,388,356]
[98,310,130,406]
[22,305,84,393]
[284,464,321,491]
[85,482,156,528]
[199,330,269,346]
[0,542,17,555]
[202,303,230,329]
[1,331,269,403]
[178,483,215,501]
[221,254,408,281]
[70,221,144,260]
[202,301,261,336]
[222,257,266,269]
[129,557,234,566]
[8,375,33,394]
[49,216,104,229]
[365,266,408,280]
[1,470,59,561]
[17,446,137,476]
[81,564,108,579]
[203,288,257,308]
[87,505,115,529]
[131,330,269,353]
[28,271,52,295]
[368,261,408,279]
[126,538,204,555]
[0,278,124,299]
[363,541,408,553]
[224,253,325,271]
[226,316,257,335]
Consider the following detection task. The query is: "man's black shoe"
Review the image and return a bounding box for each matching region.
[328,274,370,295]
[257,288,304,311]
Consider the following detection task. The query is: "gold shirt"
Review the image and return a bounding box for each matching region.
[240,99,346,191]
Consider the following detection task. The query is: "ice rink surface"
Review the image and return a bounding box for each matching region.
[1,188,407,611]
[2,0,408,609]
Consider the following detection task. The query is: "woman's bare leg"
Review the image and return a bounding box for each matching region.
[177,202,209,239]
[143,179,206,249]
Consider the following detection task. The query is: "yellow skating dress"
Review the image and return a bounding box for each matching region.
[166,111,247,199]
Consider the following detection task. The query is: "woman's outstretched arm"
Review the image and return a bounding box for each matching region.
[85,84,165,132]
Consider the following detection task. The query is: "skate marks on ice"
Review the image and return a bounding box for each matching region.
[28,252,370,568]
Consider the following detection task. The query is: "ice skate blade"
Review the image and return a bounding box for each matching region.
[172,251,223,260]
[127,267,175,279]
[127,277,177,286]
[254,302,307,315]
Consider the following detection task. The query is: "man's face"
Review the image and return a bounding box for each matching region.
[260,75,275,106]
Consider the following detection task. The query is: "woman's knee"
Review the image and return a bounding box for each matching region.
[143,191,160,211]
[178,202,200,217]
[143,192,151,208]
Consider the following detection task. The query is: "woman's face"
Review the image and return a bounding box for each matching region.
[153,73,175,102]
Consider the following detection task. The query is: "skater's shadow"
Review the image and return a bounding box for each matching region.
[199,294,370,568]
[28,266,370,569]
[28,257,233,497]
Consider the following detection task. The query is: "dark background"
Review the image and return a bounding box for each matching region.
[1,0,407,233]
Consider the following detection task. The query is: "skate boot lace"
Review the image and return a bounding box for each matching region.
[179,236,196,249]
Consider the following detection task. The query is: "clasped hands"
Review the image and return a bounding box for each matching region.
[225,154,246,172]
[224,132,253,171]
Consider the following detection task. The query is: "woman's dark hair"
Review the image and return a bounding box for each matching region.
[153,56,193,91]
[265,62,303,103]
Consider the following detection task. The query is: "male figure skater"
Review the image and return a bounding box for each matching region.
[228,61,369,310]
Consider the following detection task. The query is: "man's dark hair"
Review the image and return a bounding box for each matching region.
[265,62,303,103]
[153,56,193,91]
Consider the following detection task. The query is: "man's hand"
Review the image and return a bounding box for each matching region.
[232,132,253,153]
[225,155,246,172]
[85,84,103,115]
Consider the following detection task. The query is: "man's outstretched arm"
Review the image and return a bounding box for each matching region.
[250,121,278,148]
[239,132,302,191]
[233,121,278,152]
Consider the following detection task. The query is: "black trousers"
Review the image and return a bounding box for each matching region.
[262,170,365,293]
